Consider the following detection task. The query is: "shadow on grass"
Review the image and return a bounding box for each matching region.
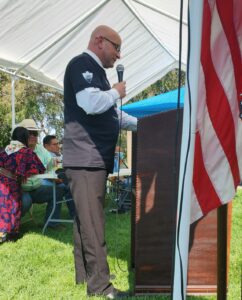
[19,202,216,300]
[20,203,73,243]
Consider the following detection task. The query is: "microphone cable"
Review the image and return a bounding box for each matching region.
[112,71,128,273]
[115,104,128,273]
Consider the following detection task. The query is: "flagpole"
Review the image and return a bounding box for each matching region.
[172,1,204,299]
[217,204,228,300]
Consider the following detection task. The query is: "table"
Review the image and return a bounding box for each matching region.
[108,168,131,178]
[34,168,131,233]
[35,168,131,180]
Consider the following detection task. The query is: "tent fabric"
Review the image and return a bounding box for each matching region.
[122,87,184,117]
[0,0,187,102]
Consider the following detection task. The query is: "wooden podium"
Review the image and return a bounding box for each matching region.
[131,109,231,295]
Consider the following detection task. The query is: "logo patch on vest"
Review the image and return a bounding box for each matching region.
[82,71,93,84]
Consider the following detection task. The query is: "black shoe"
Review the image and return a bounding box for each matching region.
[105,288,130,299]
[87,288,130,299]
[7,232,22,242]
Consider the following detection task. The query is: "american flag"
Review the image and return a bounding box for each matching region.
[191,0,242,223]
[172,1,242,299]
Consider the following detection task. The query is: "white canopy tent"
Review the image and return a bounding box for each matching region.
[0,0,187,102]
[0,1,194,298]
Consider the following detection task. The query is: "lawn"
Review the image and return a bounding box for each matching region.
[0,190,241,300]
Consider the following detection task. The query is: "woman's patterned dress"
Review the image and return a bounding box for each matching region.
[0,147,45,233]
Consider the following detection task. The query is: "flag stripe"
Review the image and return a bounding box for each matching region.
[200,0,240,186]
[196,67,235,201]
[233,0,242,57]
[216,0,242,99]
[209,2,242,181]
[210,3,238,123]
[191,0,242,221]
[190,186,203,223]
[233,0,242,178]
[193,132,222,214]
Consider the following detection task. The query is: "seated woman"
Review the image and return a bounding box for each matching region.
[0,127,45,243]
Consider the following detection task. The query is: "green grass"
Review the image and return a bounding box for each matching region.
[227,190,242,300]
[0,191,241,300]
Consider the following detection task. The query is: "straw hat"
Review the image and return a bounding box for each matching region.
[18,119,41,131]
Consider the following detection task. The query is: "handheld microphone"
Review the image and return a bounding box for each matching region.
[116,64,124,82]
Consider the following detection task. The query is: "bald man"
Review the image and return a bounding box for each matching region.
[63,25,137,298]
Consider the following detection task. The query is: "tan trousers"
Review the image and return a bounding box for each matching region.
[65,168,114,295]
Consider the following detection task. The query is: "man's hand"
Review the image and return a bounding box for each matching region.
[113,81,126,99]
[54,178,63,184]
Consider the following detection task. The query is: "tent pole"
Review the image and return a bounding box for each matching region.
[122,0,177,61]
[133,0,187,25]
[11,76,16,130]
[0,67,63,93]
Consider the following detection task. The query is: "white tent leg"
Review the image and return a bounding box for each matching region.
[11,76,16,130]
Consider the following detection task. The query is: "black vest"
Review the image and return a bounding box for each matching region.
[63,53,119,172]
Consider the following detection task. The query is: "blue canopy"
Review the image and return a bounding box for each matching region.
[122,87,185,118]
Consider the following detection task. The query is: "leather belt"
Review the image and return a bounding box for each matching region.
[0,167,17,180]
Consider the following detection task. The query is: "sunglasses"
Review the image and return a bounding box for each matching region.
[102,36,121,52]
[28,130,38,137]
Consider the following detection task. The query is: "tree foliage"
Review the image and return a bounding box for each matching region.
[128,68,185,104]
[0,72,14,147]
[0,72,64,147]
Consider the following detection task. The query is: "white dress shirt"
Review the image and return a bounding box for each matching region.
[76,49,137,131]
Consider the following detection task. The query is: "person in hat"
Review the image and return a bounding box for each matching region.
[0,127,45,243]
[19,119,65,227]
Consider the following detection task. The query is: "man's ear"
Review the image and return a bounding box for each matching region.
[96,36,104,50]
